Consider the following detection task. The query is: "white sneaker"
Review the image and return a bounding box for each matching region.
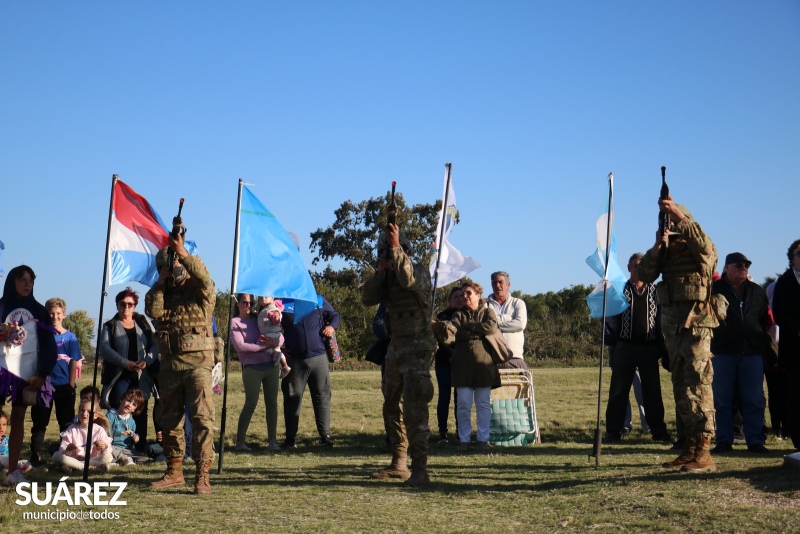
[119,455,134,467]
[3,469,28,487]
[235,441,252,452]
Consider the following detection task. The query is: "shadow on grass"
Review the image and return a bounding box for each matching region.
[21,432,792,499]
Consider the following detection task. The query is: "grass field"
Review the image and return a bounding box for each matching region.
[2,366,798,533]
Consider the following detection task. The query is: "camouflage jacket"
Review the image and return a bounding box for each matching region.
[362,245,435,348]
[638,216,725,328]
[145,254,217,371]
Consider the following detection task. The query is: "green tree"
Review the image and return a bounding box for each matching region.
[309,191,443,276]
[62,310,96,357]
[523,284,602,364]
[309,191,463,361]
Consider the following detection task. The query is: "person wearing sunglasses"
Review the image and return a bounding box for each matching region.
[229,293,283,453]
[710,253,770,454]
[638,195,726,473]
[99,287,159,454]
[772,238,800,450]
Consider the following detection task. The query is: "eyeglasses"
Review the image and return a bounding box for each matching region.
[119,302,136,308]
[463,291,476,296]
[732,263,749,270]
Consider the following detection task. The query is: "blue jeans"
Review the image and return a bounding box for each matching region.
[712,354,765,446]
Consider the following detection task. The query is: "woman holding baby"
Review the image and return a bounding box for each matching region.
[229,293,283,452]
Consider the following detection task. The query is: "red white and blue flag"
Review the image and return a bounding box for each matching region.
[108,180,195,287]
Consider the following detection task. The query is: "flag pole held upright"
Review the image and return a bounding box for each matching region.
[589,172,614,466]
[218,179,244,475]
[83,174,118,481]
[430,162,452,317]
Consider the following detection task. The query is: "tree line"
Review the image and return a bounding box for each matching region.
[211,190,606,367]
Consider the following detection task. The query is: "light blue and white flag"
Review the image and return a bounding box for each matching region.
[585,173,629,319]
[430,167,480,287]
[235,186,318,322]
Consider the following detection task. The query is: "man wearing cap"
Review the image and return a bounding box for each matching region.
[486,271,528,369]
[638,195,727,473]
[710,252,770,454]
[145,229,216,494]
[362,223,435,487]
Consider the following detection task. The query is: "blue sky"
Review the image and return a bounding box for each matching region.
[1,1,798,325]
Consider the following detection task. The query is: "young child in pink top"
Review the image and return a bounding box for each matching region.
[257,297,291,379]
[52,399,113,474]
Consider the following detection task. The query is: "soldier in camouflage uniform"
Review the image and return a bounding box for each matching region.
[145,229,217,494]
[638,196,727,473]
[362,223,435,487]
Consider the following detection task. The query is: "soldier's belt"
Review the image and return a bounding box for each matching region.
[155,326,215,356]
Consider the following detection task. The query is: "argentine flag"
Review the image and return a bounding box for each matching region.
[585,173,629,319]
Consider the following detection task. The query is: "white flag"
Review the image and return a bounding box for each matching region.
[430,167,480,287]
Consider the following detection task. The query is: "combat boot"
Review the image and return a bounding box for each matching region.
[681,438,716,473]
[150,457,185,489]
[404,456,430,488]
[370,450,410,480]
[662,436,696,468]
[194,459,212,495]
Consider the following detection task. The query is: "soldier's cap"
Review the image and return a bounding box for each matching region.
[377,230,411,252]
[724,252,751,267]
[155,247,171,268]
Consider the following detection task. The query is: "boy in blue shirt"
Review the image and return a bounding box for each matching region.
[27,298,83,468]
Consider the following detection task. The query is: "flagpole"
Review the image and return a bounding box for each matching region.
[430,162,452,317]
[82,174,118,481]
[590,173,614,467]
[218,179,244,474]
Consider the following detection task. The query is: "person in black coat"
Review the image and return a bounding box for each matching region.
[710,252,770,453]
[772,239,800,450]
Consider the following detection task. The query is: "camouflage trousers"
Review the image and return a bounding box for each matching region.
[155,367,216,462]
[382,343,434,463]
[662,311,715,441]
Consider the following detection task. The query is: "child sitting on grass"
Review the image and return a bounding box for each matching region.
[106,389,144,467]
[0,410,8,472]
[53,399,112,474]
[79,385,111,435]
